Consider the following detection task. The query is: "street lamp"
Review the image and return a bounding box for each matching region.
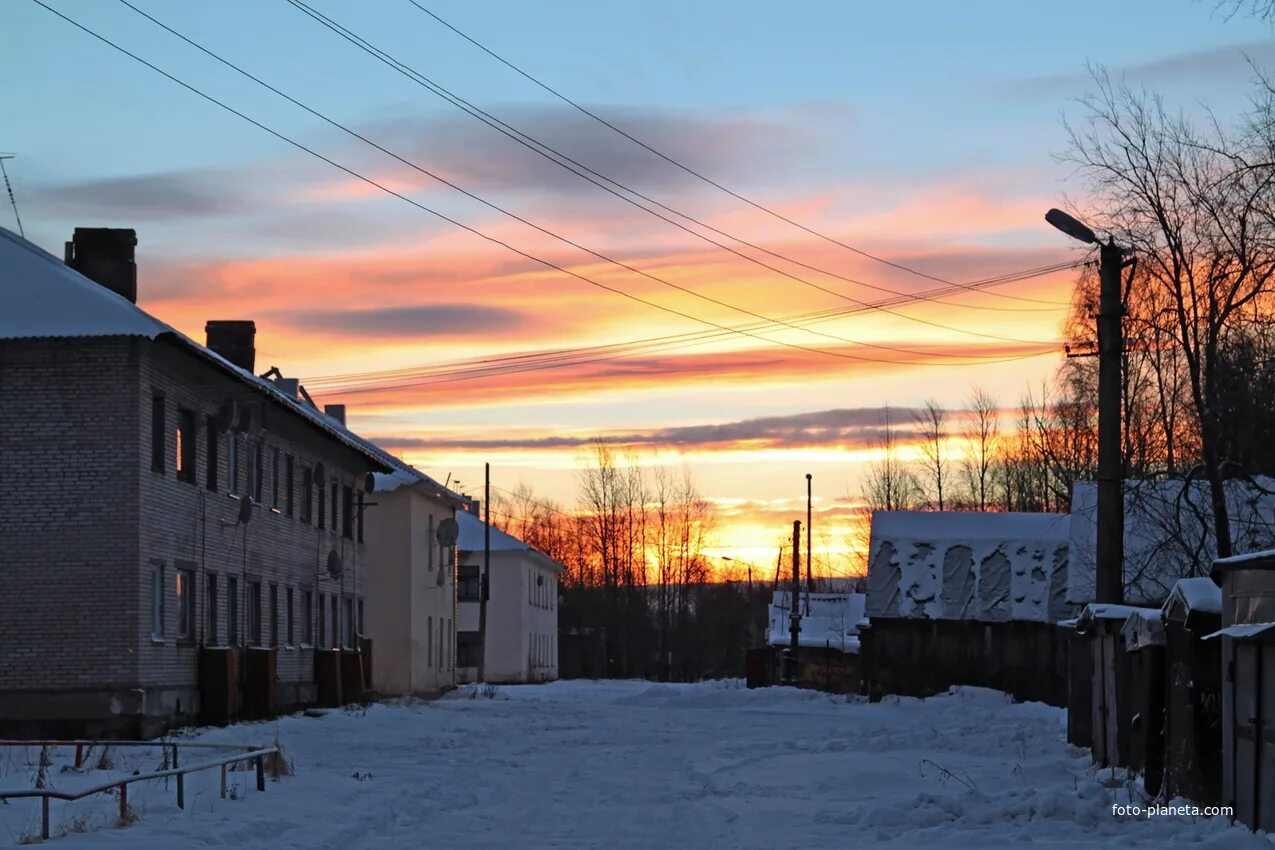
[1045,209,1125,605]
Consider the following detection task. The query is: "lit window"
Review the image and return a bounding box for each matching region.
[176,567,196,640]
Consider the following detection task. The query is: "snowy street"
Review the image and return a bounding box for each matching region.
[1,681,1264,849]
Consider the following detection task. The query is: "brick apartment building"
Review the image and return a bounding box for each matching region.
[0,226,390,737]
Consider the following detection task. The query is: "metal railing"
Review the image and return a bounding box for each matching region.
[0,739,280,841]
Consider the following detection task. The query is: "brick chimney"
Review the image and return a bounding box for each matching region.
[324,404,346,426]
[205,321,256,373]
[65,227,138,303]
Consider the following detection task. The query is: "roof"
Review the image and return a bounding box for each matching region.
[1165,577,1223,617]
[1203,622,1275,641]
[1120,608,1165,650]
[0,227,167,339]
[456,510,566,573]
[1212,548,1275,573]
[0,228,388,471]
[866,510,1071,623]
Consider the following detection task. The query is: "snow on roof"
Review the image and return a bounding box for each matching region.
[1120,608,1165,650]
[1165,577,1223,617]
[457,509,528,552]
[866,510,1072,623]
[1212,548,1275,571]
[0,228,168,339]
[767,591,865,652]
[0,228,393,470]
[1069,478,1275,606]
[1203,622,1275,641]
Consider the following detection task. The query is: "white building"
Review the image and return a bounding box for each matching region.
[768,591,866,653]
[361,460,468,696]
[456,510,564,684]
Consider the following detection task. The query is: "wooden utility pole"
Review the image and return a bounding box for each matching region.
[786,520,802,682]
[805,474,813,596]
[1096,240,1125,604]
[478,463,491,681]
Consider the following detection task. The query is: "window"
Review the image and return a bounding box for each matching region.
[227,434,239,494]
[330,481,339,531]
[301,466,313,523]
[317,475,326,528]
[285,456,295,517]
[357,493,364,543]
[271,448,280,509]
[344,597,355,648]
[330,595,339,648]
[270,583,279,647]
[456,631,482,668]
[247,581,262,646]
[176,567,196,640]
[458,564,480,601]
[205,415,219,492]
[207,573,219,645]
[437,618,444,669]
[427,616,433,669]
[357,598,364,635]
[342,485,353,539]
[286,587,295,646]
[427,516,435,571]
[150,562,164,640]
[253,442,264,503]
[175,409,196,482]
[448,619,453,669]
[227,576,239,645]
[150,394,166,473]
[302,589,313,645]
[318,593,326,648]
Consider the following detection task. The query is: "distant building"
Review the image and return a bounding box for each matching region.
[0,227,389,737]
[455,510,564,684]
[363,461,468,696]
[768,591,866,653]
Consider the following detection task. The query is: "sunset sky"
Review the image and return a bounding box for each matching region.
[3,0,1267,574]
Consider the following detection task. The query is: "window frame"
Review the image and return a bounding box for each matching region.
[205,414,219,492]
[176,565,196,641]
[206,572,219,645]
[150,393,166,473]
[247,580,262,647]
[285,455,295,517]
[269,582,279,648]
[176,408,197,483]
[227,576,240,645]
[150,561,165,641]
[301,589,314,646]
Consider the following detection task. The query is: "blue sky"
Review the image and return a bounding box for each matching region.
[2,0,1270,566]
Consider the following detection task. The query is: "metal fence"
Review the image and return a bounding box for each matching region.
[0,739,279,842]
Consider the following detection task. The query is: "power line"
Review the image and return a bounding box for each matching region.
[406,1,1054,300]
[303,261,1080,395]
[0,155,24,238]
[285,0,1074,346]
[32,0,1056,373]
[111,0,1057,362]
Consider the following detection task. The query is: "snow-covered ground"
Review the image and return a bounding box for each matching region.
[0,681,1264,849]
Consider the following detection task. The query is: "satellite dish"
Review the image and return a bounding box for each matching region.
[357,472,375,494]
[326,549,343,580]
[314,462,327,483]
[232,404,252,433]
[436,517,458,547]
[237,496,254,525]
[214,399,237,432]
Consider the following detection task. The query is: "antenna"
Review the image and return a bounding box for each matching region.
[436,516,459,547]
[0,155,24,238]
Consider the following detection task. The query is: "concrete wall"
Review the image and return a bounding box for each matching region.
[458,549,560,684]
[364,486,456,695]
[0,335,376,736]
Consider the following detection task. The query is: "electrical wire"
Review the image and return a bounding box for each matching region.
[31,0,1059,373]
[112,0,1060,361]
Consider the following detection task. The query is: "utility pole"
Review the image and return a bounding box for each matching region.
[785,520,802,682]
[1096,240,1125,604]
[1046,209,1127,605]
[478,463,491,681]
[805,474,813,597]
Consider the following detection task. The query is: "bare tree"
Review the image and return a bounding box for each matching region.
[914,399,950,510]
[862,407,921,512]
[959,387,1000,510]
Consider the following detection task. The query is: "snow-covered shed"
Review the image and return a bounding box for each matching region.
[767,591,865,654]
[866,510,1071,623]
[1069,478,1275,607]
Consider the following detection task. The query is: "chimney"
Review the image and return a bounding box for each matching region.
[467,497,480,516]
[324,404,346,426]
[205,320,256,373]
[65,227,138,303]
[274,377,299,399]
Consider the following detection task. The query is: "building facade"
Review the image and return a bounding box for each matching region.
[363,464,467,696]
[456,510,563,684]
[0,227,388,736]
